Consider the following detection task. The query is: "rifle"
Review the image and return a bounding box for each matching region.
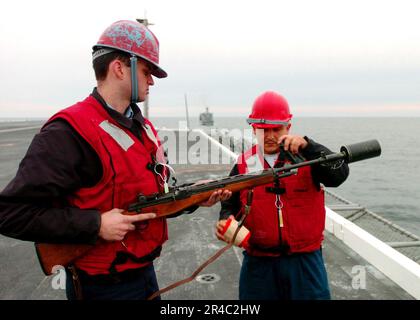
[35,139,381,275]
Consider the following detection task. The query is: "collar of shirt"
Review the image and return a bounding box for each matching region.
[106,103,133,119]
[91,87,146,129]
[264,153,280,168]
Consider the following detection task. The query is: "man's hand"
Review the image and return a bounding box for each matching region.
[193,180,232,207]
[99,208,156,241]
[278,134,308,154]
[199,189,232,207]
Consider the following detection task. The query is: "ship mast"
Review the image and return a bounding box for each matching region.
[184,93,191,131]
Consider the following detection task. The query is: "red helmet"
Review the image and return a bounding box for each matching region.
[92,20,167,78]
[247,91,293,128]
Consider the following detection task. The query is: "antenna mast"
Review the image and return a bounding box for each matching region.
[184,93,191,131]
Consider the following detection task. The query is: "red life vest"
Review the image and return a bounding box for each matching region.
[237,145,325,256]
[46,95,168,275]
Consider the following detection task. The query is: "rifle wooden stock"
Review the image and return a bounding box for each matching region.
[35,174,276,275]
[35,243,94,276]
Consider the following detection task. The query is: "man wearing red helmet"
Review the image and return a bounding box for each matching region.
[0,20,230,300]
[215,91,349,300]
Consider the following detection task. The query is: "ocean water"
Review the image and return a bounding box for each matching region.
[151,116,420,238]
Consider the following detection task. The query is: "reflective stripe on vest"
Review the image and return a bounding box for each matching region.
[99,120,134,151]
[245,152,264,173]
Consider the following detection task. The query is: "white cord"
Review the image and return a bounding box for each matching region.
[153,162,177,191]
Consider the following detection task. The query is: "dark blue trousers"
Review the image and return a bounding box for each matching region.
[66,263,160,300]
[239,249,331,300]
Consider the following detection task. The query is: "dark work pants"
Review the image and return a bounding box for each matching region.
[239,249,331,300]
[65,263,160,300]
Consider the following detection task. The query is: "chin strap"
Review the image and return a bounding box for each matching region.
[130,55,138,104]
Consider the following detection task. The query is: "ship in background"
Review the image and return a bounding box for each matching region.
[183,94,214,128]
[199,107,214,126]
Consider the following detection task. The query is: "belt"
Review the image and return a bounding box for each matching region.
[75,264,151,286]
[249,243,290,255]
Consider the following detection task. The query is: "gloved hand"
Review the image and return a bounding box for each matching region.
[215,215,250,248]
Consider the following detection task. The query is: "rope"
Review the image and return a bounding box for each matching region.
[146,189,254,300]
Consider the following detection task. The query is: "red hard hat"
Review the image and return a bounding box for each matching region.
[92,20,167,78]
[247,91,293,128]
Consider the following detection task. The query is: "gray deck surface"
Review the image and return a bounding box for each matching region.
[0,123,414,299]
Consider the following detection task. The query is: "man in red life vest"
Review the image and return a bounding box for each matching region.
[0,20,230,300]
[216,91,349,300]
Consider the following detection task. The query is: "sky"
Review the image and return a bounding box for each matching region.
[1,0,420,118]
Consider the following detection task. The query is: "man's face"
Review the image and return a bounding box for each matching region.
[135,60,155,102]
[254,125,290,154]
